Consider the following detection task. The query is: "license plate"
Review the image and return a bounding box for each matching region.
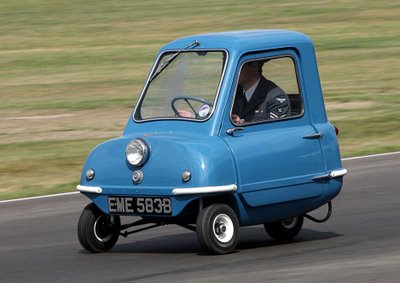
[108,196,172,215]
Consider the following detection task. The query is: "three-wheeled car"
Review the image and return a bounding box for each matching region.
[77,30,347,254]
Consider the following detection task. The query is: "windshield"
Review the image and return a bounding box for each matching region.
[134,51,226,121]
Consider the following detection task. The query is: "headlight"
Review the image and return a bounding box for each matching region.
[126,138,149,166]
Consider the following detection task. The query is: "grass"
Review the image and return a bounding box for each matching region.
[0,0,399,200]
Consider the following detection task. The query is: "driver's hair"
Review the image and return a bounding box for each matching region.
[246,60,265,75]
[256,61,265,75]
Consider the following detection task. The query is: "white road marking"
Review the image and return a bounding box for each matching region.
[342,151,400,161]
[0,192,79,204]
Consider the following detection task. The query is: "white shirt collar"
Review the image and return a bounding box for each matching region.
[244,78,261,101]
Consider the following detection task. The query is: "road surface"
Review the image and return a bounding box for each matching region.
[1,152,399,282]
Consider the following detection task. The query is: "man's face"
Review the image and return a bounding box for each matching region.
[238,62,258,86]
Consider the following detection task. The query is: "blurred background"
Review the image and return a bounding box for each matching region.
[1,0,399,200]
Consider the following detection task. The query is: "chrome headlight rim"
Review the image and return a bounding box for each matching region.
[125,138,149,166]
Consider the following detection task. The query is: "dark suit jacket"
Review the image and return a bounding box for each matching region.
[232,76,290,123]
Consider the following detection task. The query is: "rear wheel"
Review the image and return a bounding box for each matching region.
[264,216,304,241]
[196,204,240,254]
[77,203,120,252]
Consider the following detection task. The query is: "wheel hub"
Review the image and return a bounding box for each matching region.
[215,223,227,235]
[212,214,234,243]
[281,217,297,229]
[94,215,113,243]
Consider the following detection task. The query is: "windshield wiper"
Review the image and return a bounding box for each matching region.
[149,40,200,82]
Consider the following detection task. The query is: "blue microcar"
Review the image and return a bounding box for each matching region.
[77,30,347,254]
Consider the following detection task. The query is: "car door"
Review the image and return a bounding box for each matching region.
[220,51,327,207]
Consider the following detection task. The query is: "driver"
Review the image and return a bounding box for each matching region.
[232,61,291,124]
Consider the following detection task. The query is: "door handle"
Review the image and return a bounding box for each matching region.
[226,127,244,135]
[302,132,323,139]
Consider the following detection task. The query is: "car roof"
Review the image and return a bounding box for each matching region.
[159,30,313,55]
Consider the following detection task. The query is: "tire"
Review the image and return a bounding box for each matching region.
[196,204,240,254]
[77,203,120,253]
[264,216,304,241]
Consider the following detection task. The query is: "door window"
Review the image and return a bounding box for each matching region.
[231,57,303,125]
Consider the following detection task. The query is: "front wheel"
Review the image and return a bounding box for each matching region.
[196,204,240,254]
[264,216,304,241]
[77,203,120,253]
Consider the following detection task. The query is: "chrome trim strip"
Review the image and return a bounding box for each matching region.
[312,173,331,181]
[312,168,348,181]
[76,185,102,194]
[172,184,237,195]
[302,132,323,139]
[330,168,348,178]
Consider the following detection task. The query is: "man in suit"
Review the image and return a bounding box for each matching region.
[232,61,291,124]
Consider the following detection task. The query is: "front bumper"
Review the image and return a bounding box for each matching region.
[76,184,238,217]
[76,185,102,194]
[77,184,237,196]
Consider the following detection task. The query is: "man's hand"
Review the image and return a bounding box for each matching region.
[232,114,244,124]
[177,110,195,118]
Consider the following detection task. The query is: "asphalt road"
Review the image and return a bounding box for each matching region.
[1,152,399,283]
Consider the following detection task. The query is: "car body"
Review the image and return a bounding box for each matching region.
[77,30,347,254]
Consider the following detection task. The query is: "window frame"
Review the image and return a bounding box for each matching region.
[133,49,229,123]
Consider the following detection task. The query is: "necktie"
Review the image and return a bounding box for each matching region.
[242,90,248,110]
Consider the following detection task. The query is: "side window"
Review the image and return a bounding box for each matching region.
[231,56,302,125]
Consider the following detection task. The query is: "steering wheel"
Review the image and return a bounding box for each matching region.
[171,96,213,119]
